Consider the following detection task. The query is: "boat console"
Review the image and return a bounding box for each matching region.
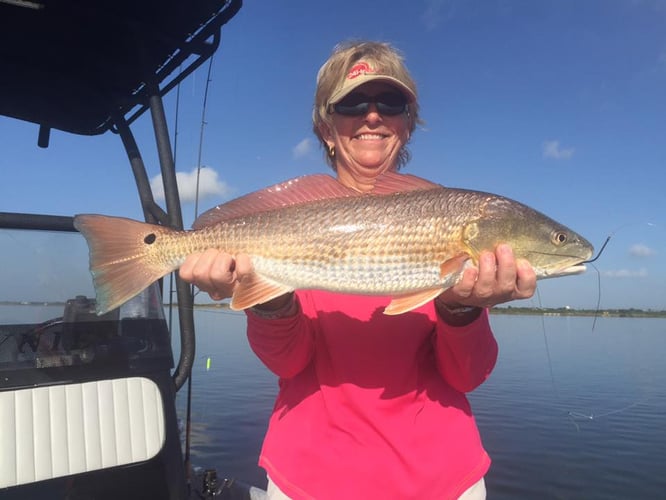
[0,1,260,498]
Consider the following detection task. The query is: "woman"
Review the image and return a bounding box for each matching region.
[180,41,536,499]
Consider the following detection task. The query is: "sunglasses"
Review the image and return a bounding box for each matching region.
[329,91,408,117]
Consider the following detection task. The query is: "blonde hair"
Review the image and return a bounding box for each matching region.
[312,40,421,170]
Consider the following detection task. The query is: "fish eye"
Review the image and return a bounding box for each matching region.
[144,233,157,244]
[551,231,568,246]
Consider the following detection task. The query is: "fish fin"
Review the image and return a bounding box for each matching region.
[73,214,177,315]
[371,172,441,195]
[384,288,445,315]
[230,272,294,311]
[193,174,357,229]
[384,254,472,315]
[440,253,472,280]
[193,172,441,228]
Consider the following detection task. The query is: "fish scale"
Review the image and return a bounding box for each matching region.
[173,189,482,294]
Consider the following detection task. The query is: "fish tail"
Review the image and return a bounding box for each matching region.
[74,214,179,315]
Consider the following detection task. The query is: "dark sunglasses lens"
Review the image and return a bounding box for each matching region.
[334,94,369,116]
[334,92,407,116]
[375,93,407,116]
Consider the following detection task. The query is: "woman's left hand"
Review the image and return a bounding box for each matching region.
[438,244,537,309]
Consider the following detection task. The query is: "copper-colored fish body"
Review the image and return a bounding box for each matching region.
[74,172,593,315]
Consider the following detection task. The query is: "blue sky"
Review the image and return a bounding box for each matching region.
[2,0,665,310]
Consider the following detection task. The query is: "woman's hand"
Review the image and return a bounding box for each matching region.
[179,250,252,301]
[438,244,537,309]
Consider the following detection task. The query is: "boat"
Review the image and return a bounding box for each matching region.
[0,0,265,498]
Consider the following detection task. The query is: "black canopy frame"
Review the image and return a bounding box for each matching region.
[0,0,243,391]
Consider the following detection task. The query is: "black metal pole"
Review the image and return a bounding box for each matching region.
[147,87,196,393]
[113,111,167,225]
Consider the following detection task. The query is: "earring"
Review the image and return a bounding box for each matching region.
[328,144,335,158]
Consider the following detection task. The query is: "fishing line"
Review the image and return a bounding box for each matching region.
[580,221,659,329]
[167,64,182,335]
[180,54,216,481]
[539,311,645,432]
[581,235,611,265]
[590,263,602,331]
[577,227,613,331]
[537,223,659,430]
[567,398,651,421]
[565,397,654,432]
[537,287,561,400]
[536,222,648,429]
[583,221,658,265]
[167,64,196,482]
[194,55,215,220]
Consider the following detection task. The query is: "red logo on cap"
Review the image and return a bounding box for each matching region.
[347,62,375,79]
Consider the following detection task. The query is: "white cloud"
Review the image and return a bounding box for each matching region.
[602,268,648,278]
[543,140,575,160]
[421,0,450,31]
[629,244,656,258]
[292,138,314,159]
[151,166,231,203]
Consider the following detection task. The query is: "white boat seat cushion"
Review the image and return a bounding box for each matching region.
[0,377,165,488]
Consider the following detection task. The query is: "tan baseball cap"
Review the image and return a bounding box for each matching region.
[327,60,417,106]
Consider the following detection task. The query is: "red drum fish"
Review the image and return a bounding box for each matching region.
[74,172,593,315]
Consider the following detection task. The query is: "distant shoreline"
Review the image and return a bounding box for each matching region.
[195,302,666,318]
[5,301,664,319]
[491,306,666,318]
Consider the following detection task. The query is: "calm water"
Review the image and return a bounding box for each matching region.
[4,305,664,498]
[175,311,666,499]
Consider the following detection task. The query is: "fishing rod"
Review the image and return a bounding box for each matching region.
[183,53,216,484]
[194,53,215,220]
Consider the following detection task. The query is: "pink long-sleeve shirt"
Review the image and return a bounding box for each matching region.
[246,290,498,500]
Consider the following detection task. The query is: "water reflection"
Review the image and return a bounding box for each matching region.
[172,309,666,496]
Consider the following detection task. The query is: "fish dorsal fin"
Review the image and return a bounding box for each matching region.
[193,172,440,229]
[193,174,357,229]
[370,171,441,195]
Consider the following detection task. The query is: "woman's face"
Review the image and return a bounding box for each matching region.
[322,81,411,192]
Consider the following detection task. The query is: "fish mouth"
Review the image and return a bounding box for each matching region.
[557,263,587,276]
[541,263,587,279]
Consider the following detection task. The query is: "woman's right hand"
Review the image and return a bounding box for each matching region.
[179,250,253,301]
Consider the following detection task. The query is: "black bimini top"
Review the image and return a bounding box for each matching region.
[0,0,241,136]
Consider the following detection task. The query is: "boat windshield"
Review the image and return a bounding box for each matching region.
[0,229,173,377]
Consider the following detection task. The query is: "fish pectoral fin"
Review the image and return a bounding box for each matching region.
[440,253,472,280]
[230,272,293,311]
[384,288,444,315]
[383,254,473,315]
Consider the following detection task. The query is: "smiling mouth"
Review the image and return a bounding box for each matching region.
[355,133,386,140]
